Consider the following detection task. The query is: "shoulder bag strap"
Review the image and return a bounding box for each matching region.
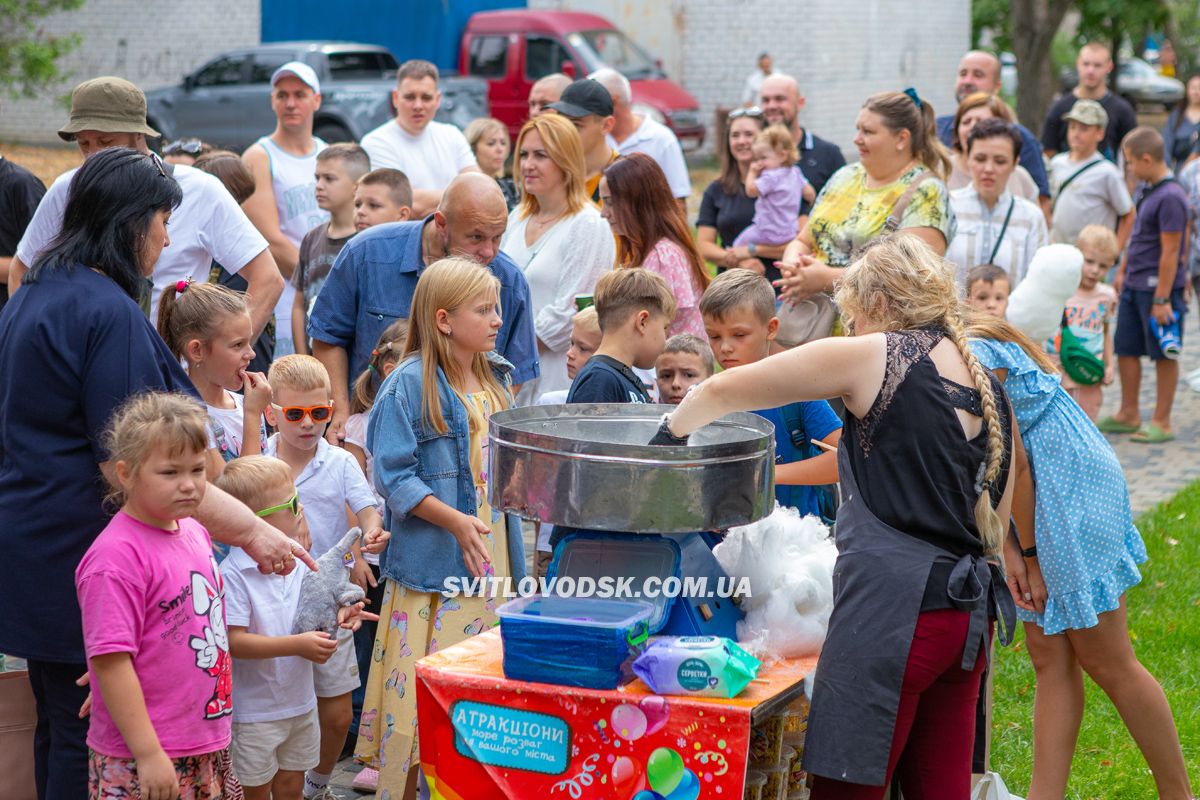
[882,170,935,234]
[1051,159,1103,213]
[986,198,1017,265]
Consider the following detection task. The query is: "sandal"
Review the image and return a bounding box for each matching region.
[1097,416,1140,434]
[1130,424,1175,443]
[351,766,379,793]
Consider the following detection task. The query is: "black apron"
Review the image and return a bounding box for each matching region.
[801,445,1014,787]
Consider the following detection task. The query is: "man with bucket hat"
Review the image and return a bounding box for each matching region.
[241,61,330,357]
[10,76,283,328]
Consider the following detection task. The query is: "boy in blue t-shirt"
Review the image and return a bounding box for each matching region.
[1106,127,1190,443]
[567,268,675,404]
[700,270,841,518]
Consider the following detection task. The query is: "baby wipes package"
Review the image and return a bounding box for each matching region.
[632,635,760,698]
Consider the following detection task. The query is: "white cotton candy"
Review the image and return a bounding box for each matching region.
[713,504,837,659]
[1006,244,1084,342]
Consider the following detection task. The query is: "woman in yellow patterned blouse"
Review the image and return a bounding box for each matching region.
[775,90,957,309]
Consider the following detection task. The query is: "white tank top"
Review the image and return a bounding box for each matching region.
[256,136,329,354]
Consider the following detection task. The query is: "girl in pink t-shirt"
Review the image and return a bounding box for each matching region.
[76,392,242,799]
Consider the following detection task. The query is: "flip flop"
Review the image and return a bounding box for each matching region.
[1097,416,1140,434]
[1131,424,1175,443]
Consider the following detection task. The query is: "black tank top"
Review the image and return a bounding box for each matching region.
[844,328,1013,559]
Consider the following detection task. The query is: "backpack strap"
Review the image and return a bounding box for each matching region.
[881,170,935,234]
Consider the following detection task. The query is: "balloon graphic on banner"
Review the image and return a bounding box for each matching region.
[612,755,647,798]
[663,768,700,800]
[639,695,670,735]
[612,704,648,741]
[632,792,666,800]
[647,747,685,796]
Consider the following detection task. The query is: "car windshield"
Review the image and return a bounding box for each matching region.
[1120,59,1154,78]
[568,30,662,79]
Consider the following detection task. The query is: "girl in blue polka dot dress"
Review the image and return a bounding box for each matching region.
[967,315,1193,800]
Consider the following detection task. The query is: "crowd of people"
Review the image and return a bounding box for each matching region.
[0,37,1196,800]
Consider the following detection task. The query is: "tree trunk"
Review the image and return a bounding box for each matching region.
[1011,0,1074,139]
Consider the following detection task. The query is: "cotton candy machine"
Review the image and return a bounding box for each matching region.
[489,403,776,639]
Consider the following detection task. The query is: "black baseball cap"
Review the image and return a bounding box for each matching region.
[547,79,614,118]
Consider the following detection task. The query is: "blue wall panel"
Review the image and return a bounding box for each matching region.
[262,0,523,70]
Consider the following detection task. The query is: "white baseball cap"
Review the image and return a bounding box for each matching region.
[271,61,320,95]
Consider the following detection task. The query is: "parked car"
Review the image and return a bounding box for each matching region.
[145,42,489,151]
[460,10,704,149]
[1058,57,1183,109]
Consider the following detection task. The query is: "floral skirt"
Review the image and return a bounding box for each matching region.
[88,748,242,799]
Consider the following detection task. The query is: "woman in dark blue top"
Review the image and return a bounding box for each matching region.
[0,148,308,800]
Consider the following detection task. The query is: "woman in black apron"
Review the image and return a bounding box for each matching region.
[658,235,1017,799]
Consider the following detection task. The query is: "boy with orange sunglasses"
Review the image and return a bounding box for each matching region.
[264,354,385,799]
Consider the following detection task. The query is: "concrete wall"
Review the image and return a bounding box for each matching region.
[0,0,260,144]
[528,0,970,154]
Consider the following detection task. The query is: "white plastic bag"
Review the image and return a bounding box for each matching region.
[970,772,1025,800]
[713,505,837,659]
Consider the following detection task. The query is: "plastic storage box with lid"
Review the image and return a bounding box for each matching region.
[496,595,654,689]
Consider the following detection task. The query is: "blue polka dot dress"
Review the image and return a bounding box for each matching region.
[971,338,1147,634]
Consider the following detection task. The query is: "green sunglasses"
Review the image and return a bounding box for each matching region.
[255,491,301,518]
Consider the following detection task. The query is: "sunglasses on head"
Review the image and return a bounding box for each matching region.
[728,106,764,121]
[255,491,301,518]
[164,139,204,156]
[271,403,333,423]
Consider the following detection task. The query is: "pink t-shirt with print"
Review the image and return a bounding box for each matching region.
[76,511,233,759]
[640,239,707,338]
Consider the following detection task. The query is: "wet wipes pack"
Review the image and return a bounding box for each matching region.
[632,636,761,698]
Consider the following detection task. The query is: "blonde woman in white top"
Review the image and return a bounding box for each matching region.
[501,113,615,405]
[946,118,1047,290]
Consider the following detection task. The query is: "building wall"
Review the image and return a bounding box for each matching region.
[528,0,969,154]
[0,0,260,144]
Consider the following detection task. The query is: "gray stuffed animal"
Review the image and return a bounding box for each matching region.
[291,527,367,635]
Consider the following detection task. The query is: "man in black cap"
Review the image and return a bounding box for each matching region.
[547,78,618,206]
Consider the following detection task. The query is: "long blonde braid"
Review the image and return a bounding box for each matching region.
[945,313,1006,555]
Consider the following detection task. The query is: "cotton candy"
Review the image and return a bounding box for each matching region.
[1006,244,1083,342]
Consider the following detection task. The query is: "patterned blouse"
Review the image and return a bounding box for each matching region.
[808,163,956,267]
[640,239,707,338]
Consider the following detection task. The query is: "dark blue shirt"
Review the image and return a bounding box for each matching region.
[0,265,199,661]
[753,401,842,518]
[566,355,651,404]
[937,115,1051,199]
[1125,178,1189,292]
[306,216,540,390]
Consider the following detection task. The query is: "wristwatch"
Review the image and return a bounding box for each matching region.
[1152,296,1170,305]
[747,242,758,257]
[1021,545,1038,558]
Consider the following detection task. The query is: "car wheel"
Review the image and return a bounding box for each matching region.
[315,121,354,143]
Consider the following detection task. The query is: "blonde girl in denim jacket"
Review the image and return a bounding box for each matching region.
[354,257,526,799]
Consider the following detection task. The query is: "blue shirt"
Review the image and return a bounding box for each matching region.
[753,401,842,518]
[937,115,1051,199]
[566,356,652,404]
[307,216,540,390]
[0,265,199,661]
[1125,179,1189,292]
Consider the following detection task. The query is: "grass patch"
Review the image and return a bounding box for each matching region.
[991,481,1200,798]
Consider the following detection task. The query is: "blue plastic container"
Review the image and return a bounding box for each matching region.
[497,596,653,689]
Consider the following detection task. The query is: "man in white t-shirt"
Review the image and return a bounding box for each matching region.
[360,60,479,217]
[742,52,776,107]
[242,62,330,357]
[9,76,282,329]
[589,68,691,212]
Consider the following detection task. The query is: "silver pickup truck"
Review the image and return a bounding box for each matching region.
[145,42,488,150]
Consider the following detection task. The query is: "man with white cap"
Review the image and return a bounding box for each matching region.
[242,61,329,357]
[8,76,282,329]
[360,59,479,217]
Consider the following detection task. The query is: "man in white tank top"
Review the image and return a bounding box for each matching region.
[242,62,330,357]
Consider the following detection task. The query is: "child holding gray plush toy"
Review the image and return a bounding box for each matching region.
[217,455,386,799]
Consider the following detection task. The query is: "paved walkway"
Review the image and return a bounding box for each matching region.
[327,310,1200,797]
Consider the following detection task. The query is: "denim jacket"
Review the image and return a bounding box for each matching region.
[367,351,527,592]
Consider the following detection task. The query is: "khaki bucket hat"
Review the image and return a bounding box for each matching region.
[58,76,161,141]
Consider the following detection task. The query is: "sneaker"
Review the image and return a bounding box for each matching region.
[351,767,379,793]
[307,788,339,800]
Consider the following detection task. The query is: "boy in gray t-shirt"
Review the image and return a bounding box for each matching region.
[1048,99,1134,246]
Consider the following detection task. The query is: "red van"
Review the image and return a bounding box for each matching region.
[460,9,704,149]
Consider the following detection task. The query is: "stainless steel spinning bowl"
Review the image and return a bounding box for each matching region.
[488,404,775,532]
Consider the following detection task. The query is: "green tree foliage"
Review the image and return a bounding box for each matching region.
[0,0,85,98]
